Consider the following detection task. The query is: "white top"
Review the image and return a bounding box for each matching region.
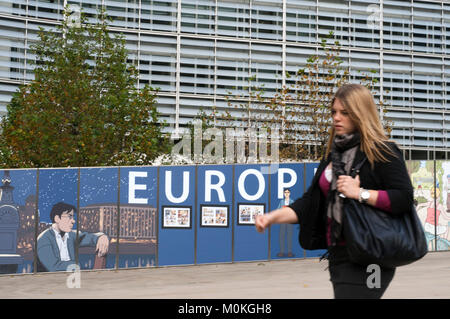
[325,167,332,183]
[52,224,70,261]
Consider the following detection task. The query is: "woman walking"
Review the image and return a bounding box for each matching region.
[255,83,414,299]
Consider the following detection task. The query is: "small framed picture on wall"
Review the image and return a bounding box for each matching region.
[200,204,229,227]
[162,206,192,229]
[237,203,265,225]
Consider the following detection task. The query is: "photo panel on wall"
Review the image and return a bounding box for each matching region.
[158,166,196,266]
[196,165,233,264]
[79,167,119,270]
[233,164,270,262]
[269,164,305,260]
[37,168,79,273]
[119,166,158,269]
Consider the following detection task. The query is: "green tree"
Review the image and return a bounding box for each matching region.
[223,32,391,162]
[0,9,170,168]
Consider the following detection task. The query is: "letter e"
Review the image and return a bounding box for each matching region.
[129,171,148,204]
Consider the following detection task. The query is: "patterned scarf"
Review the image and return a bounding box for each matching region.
[326,132,361,246]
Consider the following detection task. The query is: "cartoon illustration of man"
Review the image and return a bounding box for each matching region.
[37,202,109,272]
[277,189,294,257]
[447,174,450,213]
[417,186,450,251]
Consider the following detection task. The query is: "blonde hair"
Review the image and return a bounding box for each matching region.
[325,83,394,166]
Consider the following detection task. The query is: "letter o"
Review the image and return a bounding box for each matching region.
[238,169,265,201]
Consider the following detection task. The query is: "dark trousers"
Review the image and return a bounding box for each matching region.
[328,246,396,299]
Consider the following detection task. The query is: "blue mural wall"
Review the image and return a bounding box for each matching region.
[233,164,270,262]
[269,164,304,260]
[196,165,233,264]
[304,163,327,258]
[158,165,196,266]
[79,167,118,270]
[0,169,36,274]
[36,169,79,272]
[119,166,158,269]
[0,160,448,274]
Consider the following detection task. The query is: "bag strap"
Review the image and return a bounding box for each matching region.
[350,156,367,178]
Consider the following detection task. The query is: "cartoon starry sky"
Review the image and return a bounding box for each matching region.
[37,168,124,224]
[5,166,179,225]
[3,169,37,206]
[38,167,158,224]
[80,167,119,206]
[119,167,158,207]
[38,169,79,224]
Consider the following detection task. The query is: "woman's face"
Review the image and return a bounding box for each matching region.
[332,98,356,136]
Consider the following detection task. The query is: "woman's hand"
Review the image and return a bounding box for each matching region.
[336,175,360,200]
[255,207,298,233]
[255,214,271,233]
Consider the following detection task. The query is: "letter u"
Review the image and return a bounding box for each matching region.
[165,171,190,203]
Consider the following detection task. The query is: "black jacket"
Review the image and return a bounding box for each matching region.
[289,142,414,250]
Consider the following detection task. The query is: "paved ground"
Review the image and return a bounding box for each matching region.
[0,251,449,299]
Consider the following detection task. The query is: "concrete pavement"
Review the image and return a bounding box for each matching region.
[0,250,449,299]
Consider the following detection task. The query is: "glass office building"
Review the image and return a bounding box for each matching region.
[0,0,449,159]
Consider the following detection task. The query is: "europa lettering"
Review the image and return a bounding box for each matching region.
[128,168,299,204]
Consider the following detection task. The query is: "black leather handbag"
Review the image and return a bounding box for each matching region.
[342,158,428,269]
